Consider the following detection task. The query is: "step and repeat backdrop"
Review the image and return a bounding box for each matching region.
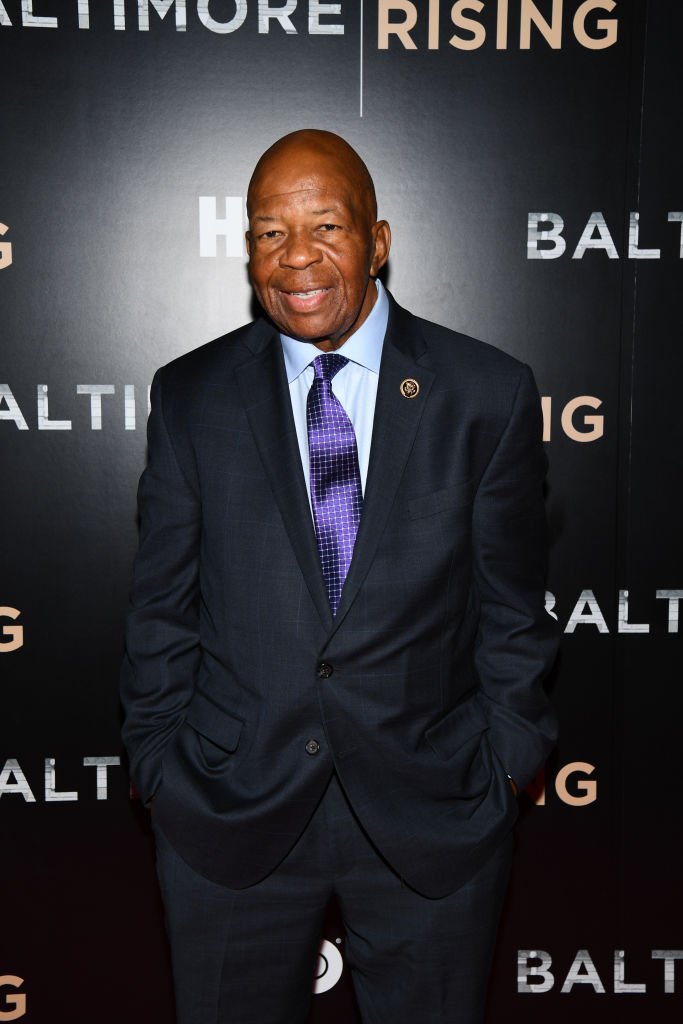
[1,2,681,1021]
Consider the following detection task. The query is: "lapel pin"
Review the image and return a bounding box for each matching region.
[400,378,420,399]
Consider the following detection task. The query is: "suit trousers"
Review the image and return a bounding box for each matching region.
[152,772,513,1024]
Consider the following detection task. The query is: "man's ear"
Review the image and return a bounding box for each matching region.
[245,231,252,257]
[370,221,391,275]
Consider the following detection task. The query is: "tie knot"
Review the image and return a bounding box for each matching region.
[311,353,348,384]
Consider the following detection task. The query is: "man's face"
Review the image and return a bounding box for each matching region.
[246,145,390,351]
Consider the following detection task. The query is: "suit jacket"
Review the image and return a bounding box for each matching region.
[120,293,558,899]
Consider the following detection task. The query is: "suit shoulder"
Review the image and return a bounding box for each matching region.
[155,319,270,387]
[413,313,527,378]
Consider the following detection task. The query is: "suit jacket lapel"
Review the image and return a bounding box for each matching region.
[329,297,435,637]
[235,298,435,640]
[235,322,333,631]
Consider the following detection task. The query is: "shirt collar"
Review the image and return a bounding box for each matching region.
[279,279,389,384]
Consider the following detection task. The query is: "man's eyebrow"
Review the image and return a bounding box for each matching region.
[251,207,344,225]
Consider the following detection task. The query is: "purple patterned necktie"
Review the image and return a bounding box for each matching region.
[307,353,363,616]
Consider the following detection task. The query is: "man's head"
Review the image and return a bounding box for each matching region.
[246,129,390,351]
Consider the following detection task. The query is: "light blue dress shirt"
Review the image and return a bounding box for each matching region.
[279,280,389,511]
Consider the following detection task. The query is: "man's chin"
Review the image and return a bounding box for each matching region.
[271,313,347,349]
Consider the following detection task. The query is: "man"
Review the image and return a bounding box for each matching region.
[121,129,558,1024]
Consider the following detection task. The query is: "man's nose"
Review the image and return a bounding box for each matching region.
[278,231,323,269]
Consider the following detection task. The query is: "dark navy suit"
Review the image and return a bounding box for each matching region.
[121,293,558,1020]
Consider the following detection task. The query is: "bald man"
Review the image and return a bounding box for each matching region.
[121,130,558,1024]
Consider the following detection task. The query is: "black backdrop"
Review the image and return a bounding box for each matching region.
[1,2,681,1021]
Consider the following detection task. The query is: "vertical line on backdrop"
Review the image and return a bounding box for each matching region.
[616,0,648,596]
[359,0,364,117]
[627,11,649,534]
[613,0,649,940]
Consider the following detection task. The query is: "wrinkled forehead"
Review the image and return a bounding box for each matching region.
[247,149,375,219]
[248,183,359,221]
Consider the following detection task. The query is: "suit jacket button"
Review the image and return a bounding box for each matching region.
[316,662,333,679]
[305,739,320,755]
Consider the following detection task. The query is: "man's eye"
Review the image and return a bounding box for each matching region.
[320,223,340,232]
[259,230,281,239]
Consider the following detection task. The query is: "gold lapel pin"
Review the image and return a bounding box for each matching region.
[400,378,420,399]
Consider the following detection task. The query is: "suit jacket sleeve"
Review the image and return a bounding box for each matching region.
[120,369,201,804]
[472,363,558,790]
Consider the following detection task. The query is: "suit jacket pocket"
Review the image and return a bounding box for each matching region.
[424,691,489,762]
[407,479,473,520]
[185,689,245,767]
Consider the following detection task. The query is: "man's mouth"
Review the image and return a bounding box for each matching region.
[279,287,332,312]
[285,288,329,298]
